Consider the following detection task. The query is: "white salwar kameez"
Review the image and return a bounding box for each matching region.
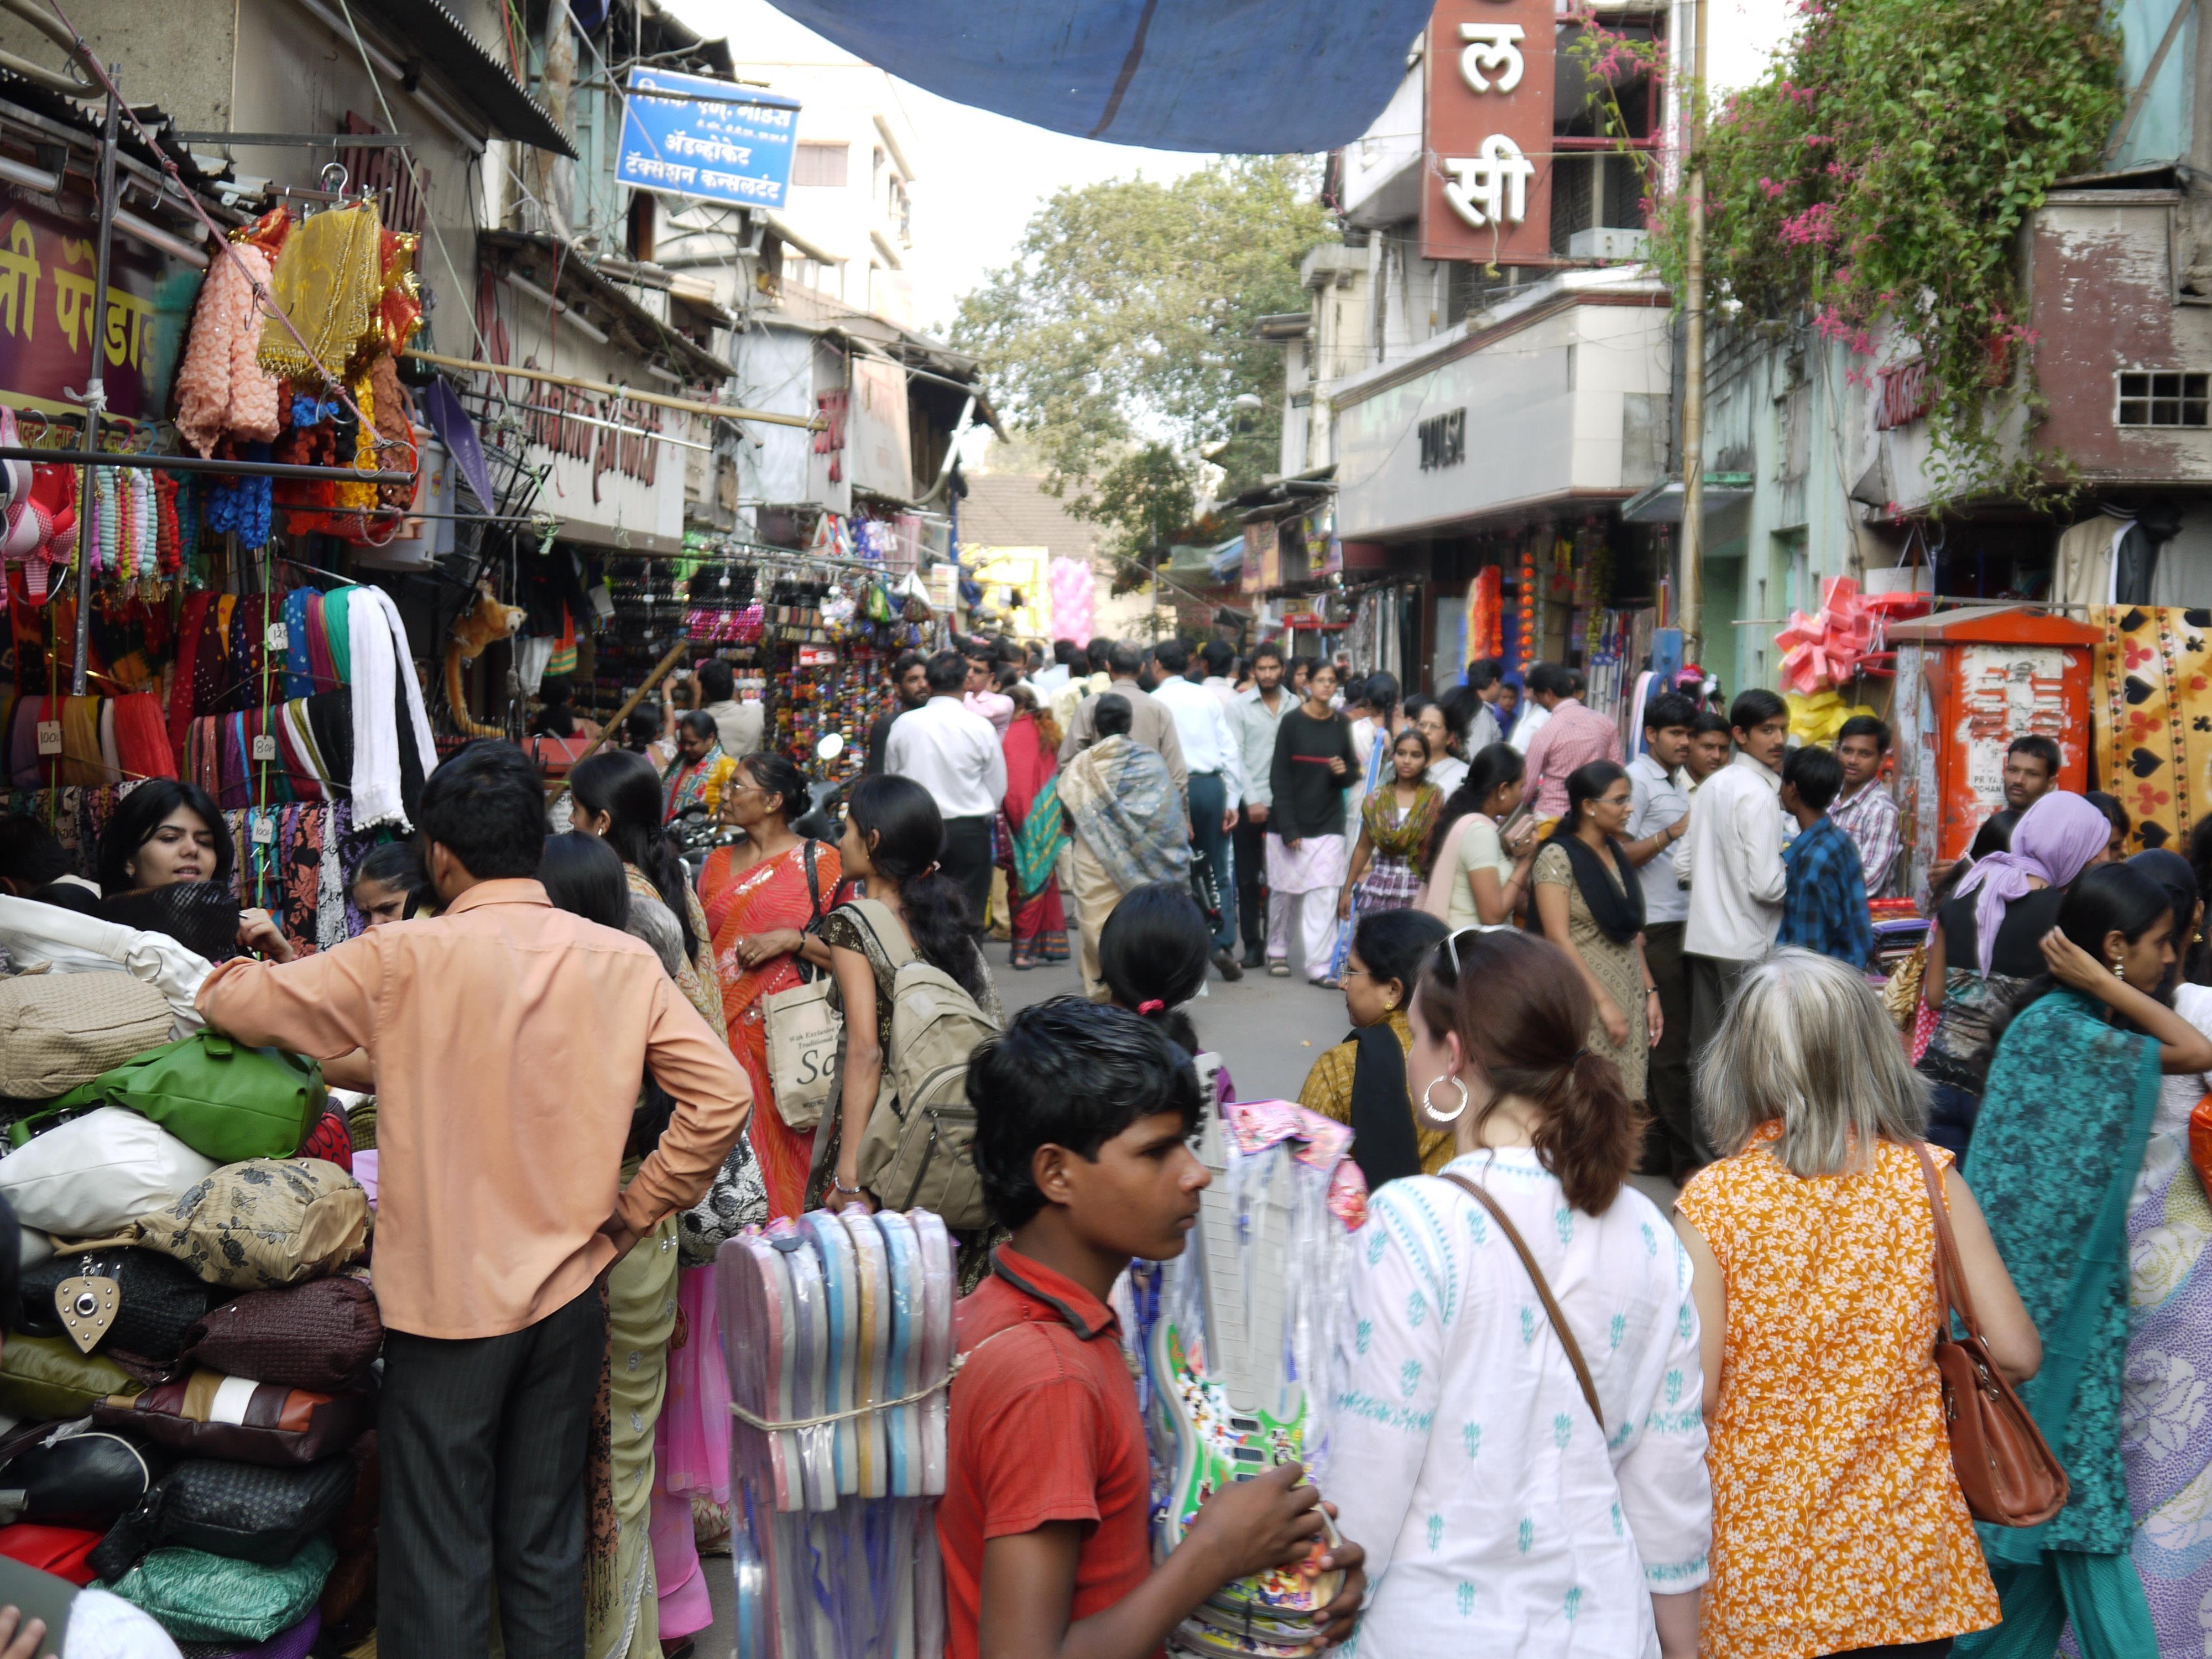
[1333,1150,1712,1658]
[1264,832,1345,981]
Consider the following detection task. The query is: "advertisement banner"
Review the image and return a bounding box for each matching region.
[618,70,801,210]
[1420,0,1555,265]
[0,191,195,419]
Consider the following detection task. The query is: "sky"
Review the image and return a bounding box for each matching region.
[670,0,1215,336]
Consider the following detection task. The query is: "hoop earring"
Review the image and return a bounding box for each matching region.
[1423,1076,1470,1125]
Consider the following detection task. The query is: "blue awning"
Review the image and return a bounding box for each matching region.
[763,0,1434,153]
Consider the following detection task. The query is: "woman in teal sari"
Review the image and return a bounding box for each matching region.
[998,686,1069,970]
[1960,862,2212,1658]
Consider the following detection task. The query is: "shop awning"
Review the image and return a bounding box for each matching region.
[481,230,732,383]
[1620,473,1756,524]
[761,0,1436,153]
[351,0,577,156]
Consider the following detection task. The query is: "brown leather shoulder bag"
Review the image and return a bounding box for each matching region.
[1913,1143,2068,1527]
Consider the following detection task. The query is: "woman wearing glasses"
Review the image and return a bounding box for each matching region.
[1329,927,1710,1657]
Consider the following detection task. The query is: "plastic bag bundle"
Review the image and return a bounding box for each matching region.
[1131,1099,1366,1658]
[720,1208,953,1659]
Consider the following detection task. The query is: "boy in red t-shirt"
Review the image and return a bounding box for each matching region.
[940,997,1365,1659]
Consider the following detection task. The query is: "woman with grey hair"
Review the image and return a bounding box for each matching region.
[1674,948,2039,1659]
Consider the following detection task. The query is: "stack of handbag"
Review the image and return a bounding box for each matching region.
[720,1209,954,1659]
[0,948,382,1652]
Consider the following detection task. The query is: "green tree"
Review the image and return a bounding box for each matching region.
[951,155,1328,551]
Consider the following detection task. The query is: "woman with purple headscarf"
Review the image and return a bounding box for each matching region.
[1914,790,2115,1153]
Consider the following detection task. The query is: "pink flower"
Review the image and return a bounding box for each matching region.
[1759,177,1786,200]
[1778,202,1838,246]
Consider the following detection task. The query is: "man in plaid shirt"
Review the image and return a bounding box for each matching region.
[1828,715,1902,899]
[1778,745,1875,968]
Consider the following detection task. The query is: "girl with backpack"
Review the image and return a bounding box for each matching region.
[814,778,1002,1261]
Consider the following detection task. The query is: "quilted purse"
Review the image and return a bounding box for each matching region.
[18,1248,217,1361]
[0,971,173,1099]
[100,1535,335,1644]
[88,1455,357,1579]
[173,1276,382,1392]
[128,1158,369,1290]
[95,1371,374,1468]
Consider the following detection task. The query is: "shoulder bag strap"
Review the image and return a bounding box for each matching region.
[1440,1172,1603,1428]
[844,896,919,972]
[1913,1141,1985,1339]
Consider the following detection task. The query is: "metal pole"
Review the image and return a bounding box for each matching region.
[0,447,418,484]
[1678,0,1708,668]
[69,65,118,696]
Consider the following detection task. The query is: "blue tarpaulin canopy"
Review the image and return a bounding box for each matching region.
[763,0,1436,153]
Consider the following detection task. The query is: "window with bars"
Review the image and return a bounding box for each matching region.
[792,142,849,188]
[2116,369,2210,427]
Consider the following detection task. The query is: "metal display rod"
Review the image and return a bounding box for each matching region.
[404,348,825,431]
[0,446,418,484]
[174,131,413,147]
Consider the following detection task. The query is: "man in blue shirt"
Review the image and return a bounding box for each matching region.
[1778,744,1875,969]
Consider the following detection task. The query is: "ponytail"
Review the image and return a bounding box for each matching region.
[846,775,989,999]
[1098,883,1212,1054]
[1415,927,1642,1214]
[569,750,701,963]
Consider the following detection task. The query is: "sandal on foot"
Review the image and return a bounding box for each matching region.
[1267,961,1291,977]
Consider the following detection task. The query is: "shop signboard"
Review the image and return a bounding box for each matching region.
[846,355,914,503]
[0,192,195,420]
[1421,0,1555,264]
[1240,518,1280,595]
[619,69,801,210]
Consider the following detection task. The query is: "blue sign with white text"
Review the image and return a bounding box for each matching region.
[617,69,800,209]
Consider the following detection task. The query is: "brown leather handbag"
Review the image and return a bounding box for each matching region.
[1914,1144,2068,1526]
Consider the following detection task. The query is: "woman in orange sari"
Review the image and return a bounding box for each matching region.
[697,750,842,1219]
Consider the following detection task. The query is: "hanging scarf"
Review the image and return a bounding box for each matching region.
[1545,826,1645,945]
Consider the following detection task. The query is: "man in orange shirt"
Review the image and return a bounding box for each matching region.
[196,741,749,1659]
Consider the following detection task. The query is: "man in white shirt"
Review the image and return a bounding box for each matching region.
[1151,639,1246,981]
[1682,690,1792,1074]
[885,650,1008,928]
[1199,640,1239,706]
[1228,643,1291,970]
[694,658,762,760]
[1620,691,1699,1181]
[1507,662,1556,755]
[1034,639,1078,698]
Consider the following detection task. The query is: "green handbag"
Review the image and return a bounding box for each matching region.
[99,1535,335,1643]
[0,1334,140,1421]
[14,1032,324,1165]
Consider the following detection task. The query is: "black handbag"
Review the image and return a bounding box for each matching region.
[88,1455,357,1579]
[19,1249,218,1363]
[0,1431,169,1530]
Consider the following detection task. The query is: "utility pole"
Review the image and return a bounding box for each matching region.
[1678,0,1708,665]
[71,66,119,695]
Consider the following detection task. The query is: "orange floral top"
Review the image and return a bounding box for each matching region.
[1675,1124,2000,1659]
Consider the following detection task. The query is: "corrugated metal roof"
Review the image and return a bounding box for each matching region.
[357,0,577,156]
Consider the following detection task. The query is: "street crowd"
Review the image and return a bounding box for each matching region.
[14,630,2207,1659]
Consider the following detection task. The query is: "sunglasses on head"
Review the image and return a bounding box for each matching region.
[1439,926,1490,980]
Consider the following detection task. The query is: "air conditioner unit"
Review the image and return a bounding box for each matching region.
[1569,227,1650,262]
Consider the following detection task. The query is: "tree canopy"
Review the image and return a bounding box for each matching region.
[950,155,1329,555]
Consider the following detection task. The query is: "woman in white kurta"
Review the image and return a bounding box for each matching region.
[1332,926,1710,1659]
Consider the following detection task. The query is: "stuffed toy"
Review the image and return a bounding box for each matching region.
[444,580,524,738]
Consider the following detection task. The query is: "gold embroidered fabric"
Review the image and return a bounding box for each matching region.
[257,203,384,380]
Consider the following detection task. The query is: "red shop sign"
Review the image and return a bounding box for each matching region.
[0,189,186,419]
[1420,0,1556,266]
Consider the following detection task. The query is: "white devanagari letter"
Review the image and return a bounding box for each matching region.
[1442,135,1536,229]
[1459,23,1526,93]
